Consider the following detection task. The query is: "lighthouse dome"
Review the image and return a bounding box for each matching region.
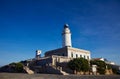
[64,24,69,28]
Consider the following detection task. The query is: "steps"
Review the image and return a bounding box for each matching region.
[23,66,34,74]
[52,66,69,75]
[60,70,69,75]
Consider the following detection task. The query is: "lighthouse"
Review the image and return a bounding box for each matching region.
[45,23,91,60]
[62,24,72,47]
[35,50,41,59]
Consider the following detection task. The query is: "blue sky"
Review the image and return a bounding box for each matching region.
[0,0,120,66]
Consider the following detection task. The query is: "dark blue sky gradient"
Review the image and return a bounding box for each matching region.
[0,0,120,66]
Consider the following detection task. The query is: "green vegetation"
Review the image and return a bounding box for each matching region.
[15,62,24,72]
[9,62,24,73]
[68,58,89,73]
[90,60,106,74]
[68,58,110,75]
[106,64,112,69]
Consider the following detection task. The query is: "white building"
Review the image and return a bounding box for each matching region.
[45,24,91,60]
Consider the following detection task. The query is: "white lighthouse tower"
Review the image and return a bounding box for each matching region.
[35,50,41,59]
[62,24,72,47]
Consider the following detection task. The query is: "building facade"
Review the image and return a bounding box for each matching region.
[45,46,90,60]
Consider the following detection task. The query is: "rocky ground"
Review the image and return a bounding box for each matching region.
[0,73,120,79]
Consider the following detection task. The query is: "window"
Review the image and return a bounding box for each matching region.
[76,54,78,58]
[80,55,82,58]
[58,58,60,62]
[84,55,86,59]
[71,53,73,57]
[87,56,89,59]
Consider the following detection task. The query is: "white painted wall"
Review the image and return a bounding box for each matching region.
[67,47,91,60]
[62,27,72,47]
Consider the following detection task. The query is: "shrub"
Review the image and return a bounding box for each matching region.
[68,58,89,72]
[90,60,106,74]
